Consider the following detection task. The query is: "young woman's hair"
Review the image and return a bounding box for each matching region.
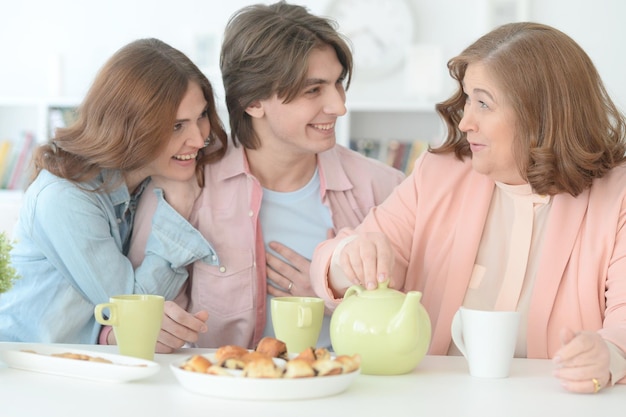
[32,38,227,188]
[220,0,353,149]
[433,22,626,196]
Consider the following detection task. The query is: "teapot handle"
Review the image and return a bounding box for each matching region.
[450,309,467,357]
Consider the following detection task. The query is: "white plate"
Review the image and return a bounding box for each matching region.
[0,345,160,383]
[170,353,360,400]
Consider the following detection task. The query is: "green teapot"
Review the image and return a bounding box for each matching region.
[330,281,432,375]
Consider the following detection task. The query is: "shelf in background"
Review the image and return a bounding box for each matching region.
[0,97,80,145]
[0,97,80,191]
[0,189,23,236]
[347,99,437,113]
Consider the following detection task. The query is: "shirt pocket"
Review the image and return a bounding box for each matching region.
[468,264,486,289]
[191,248,255,318]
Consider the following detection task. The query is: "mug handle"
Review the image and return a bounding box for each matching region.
[94,303,117,326]
[297,306,312,328]
[450,309,467,357]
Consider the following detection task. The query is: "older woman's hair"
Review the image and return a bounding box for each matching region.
[434,22,626,196]
[32,38,227,188]
[220,0,353,149]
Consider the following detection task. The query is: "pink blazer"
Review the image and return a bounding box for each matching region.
[312,151,626,382]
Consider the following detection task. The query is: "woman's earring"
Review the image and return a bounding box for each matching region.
[204,137,211,147]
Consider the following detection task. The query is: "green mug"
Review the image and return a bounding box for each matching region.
[271,296,324,354]
[94,294,164,360]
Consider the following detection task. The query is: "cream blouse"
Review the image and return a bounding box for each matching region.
[457,182,550,357]
[448,182,626,384]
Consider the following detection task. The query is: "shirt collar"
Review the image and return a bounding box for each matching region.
[100,170,132,207]
[215,141,248,181]
[317,147,353,192]
[495,181,552,205]
[216,140,354,193]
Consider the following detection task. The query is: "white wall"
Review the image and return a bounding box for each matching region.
[530,0,625,109]
[0,0,624,109]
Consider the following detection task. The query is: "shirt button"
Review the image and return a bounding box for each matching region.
[219,266,226,273]
[116,218,122,224]
[248,210,254,217]
[211,255,218,262]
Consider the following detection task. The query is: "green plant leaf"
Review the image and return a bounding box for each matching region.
[0,231,20,293]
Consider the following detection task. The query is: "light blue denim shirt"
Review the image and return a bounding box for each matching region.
[0,169,218,343]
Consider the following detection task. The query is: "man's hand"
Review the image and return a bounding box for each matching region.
[266,228,335,297]
[266,242,315,297]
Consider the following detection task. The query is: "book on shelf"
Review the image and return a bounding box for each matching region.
[349,138,429,175]
[48,106,78,138]
[0,131,36,190]
[0,140,12,184]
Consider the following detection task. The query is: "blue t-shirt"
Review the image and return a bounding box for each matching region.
[259,168,333,349]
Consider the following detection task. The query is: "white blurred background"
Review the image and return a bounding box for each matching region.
[0,0,625,235]
[0,0,624,108]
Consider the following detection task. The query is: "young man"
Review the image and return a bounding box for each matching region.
[125,1,405,351]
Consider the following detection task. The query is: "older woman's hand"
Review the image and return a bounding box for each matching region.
[552,327,611,393]
[332,232,397,292]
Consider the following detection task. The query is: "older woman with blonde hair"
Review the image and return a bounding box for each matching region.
[311,22,626,394]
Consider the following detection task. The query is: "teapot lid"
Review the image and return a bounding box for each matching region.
[357,280,404,299]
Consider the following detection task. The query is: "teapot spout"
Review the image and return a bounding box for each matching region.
[393,290,422,323]
[388,291,431,354]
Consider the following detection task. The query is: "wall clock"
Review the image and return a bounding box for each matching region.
[326,0,418,80]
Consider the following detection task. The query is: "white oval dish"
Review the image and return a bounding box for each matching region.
[170,353,360,401]
[0,345,160,383]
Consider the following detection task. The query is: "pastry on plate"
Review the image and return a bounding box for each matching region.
[242,351,272,364]
[293,346,316,363]
[206,365,233,376]
[255,336,288,360]
[335,354,361,374]
[242,355,283,378]
[314,347,331,361]
[312,358,343,376]
[214,345,249,369]
[283,358,316,378]
[180,355,212,373]
[50,352,113,364]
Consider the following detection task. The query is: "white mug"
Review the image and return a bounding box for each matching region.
[451,307,520,378]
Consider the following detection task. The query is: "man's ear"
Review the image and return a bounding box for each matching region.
[245,101,264,118]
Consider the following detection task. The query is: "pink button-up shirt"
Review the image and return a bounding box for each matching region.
[129,143,405,348]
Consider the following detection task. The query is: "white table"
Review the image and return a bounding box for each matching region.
[0,342,623,417]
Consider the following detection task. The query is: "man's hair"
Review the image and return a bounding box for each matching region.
[220,1,353,149]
